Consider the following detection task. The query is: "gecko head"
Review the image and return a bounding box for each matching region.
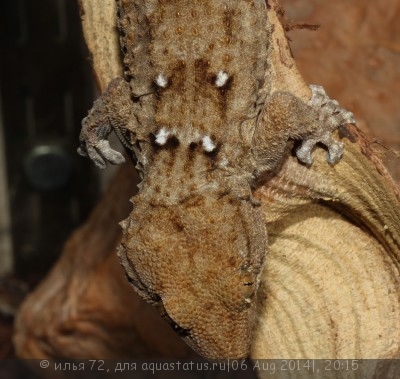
[118,193,267,360]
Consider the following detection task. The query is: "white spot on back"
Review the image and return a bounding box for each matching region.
[155,74,168,88]
[215,71,229,87]
[202,136,216,152]
[155,128,169,145]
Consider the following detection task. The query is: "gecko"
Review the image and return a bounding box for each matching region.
[78,0,355,360]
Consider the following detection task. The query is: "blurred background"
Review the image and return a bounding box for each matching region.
[0,0,106,359]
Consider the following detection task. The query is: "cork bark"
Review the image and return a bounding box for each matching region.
[14,0,399,371]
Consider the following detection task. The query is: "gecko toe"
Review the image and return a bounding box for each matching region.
[78,138,124,168]
[327,141,344,164]
[296,148,313,166]
[77,146,88,157]
[86,145,107,169]
[96,140,125,165]
[305,84,356,165]
[296,139,315,166]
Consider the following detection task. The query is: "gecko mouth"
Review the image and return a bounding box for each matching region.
[170,322,191,338]
[158,304,191,337]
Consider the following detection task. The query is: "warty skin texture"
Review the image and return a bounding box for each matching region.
[78,0,355,359]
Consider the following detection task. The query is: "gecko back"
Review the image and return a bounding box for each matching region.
[115,0,270,359]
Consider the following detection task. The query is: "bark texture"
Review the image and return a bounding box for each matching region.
[250,1,400,367]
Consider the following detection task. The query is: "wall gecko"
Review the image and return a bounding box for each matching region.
[78,0,355,360]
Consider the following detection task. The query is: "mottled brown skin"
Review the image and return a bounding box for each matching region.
[78,0,355,359]
[119,188,266,359]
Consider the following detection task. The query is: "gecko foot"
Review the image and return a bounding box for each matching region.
[296,85,356,166]
[296,133,344,165]
[78,115,125,169]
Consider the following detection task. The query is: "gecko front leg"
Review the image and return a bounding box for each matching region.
[78,77,137,169]
[252,85,356,175]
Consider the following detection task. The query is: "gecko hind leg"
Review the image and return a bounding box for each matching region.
[252,86,356,175]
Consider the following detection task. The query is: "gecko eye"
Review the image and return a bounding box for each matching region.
[242,275,256,298]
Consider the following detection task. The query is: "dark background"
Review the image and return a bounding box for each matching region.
[0,0,98,278]
[0,0,100,362]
